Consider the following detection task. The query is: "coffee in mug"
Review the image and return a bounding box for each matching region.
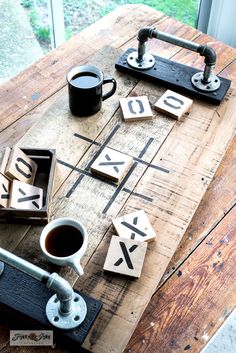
[45,225,83,257]
[40,218,88,276]
[67,65,117,117]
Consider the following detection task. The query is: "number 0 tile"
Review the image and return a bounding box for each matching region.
[5,147,37,184]
[120,96,153,122]
[154,89,193,119]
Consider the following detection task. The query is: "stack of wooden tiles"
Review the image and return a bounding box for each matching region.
[0,146,43,211]
[103,210,157,278]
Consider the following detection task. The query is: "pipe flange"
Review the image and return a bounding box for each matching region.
[191,72,220,92]
[127,51,155,70]
[46,293,87,330]
[0,262,4,276]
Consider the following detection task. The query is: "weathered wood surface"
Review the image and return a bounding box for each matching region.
[0,4,163,134]
[125,205,236,353]
[125,44,236,353]
[0,4,236,353]
[0,10,199,149]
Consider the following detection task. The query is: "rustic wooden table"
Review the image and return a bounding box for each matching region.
[0,4,236,353]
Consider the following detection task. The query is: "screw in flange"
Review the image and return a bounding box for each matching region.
[191,72,220,92]
[127,51,155,70]
[46,292,87,330]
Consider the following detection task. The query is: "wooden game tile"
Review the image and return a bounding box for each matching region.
[0,173,11,208]
[103,235,147,278]
[10,180,43,210]
[120,96,153,122]
[90,147,133,182]
[113,210,156,242]
[0,147,11,178]
[5,147,37,184]
[154,89,193,120]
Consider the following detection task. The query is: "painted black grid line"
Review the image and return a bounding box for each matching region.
[74,133,100,146]
[57,159,117,186]
[133,157,169,173]
[66,124,120,197]
[74,132,169,173]
[84,124,121,172]
[102,162,138,214]
[138,137,154,158]
[58,159,153,204]
[102,137,155,213]
[123,188,153,202]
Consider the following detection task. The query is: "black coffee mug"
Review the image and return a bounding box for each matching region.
[67,65,117,117]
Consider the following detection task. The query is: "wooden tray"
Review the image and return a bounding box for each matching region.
[0,148,56,224]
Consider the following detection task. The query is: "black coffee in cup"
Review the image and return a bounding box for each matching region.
[70,72,100,89]
[67,65,117,117]
[45,225,83,257]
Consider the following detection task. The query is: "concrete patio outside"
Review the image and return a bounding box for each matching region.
[0,0,43,84]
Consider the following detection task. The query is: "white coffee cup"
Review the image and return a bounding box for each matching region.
[40,218,88,276]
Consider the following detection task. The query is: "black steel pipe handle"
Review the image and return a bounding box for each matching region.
[127,26,220,92]
[0,247,87,329]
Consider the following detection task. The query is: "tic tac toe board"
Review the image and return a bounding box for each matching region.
[1,45,234,353]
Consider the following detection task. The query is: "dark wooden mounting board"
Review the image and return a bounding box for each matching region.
[115,48,231,104]
[0,263,102,346]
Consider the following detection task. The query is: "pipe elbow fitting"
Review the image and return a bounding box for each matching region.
[47,272,73,302]
[138,27,155,43]
[198,45,216,65]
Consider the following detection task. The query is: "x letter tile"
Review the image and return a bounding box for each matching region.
[10,180,43,210]
[113,210,156,242]
[103,235,147,277]
[91,147,133,182]
[0,173,11,208]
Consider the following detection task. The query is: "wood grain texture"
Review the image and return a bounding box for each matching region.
[125,206,236,353]
[0,5,236,353]
[0,12,200,150]
[0,14,197,249]
[79,88,236,353]
[0,4,163,133]
[162,133,236,283]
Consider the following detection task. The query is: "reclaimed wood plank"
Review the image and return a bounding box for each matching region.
[0,6,235,352]
[78,88,236,353]
[0,91,61,148]
[162,133,236,283]
[0,41,236,351]
[11,76,174,264]
[0,9,201,249]
[0,14,200,150]
[121,126,236,353]
[125,206,236,353]
[220,58,236,89]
